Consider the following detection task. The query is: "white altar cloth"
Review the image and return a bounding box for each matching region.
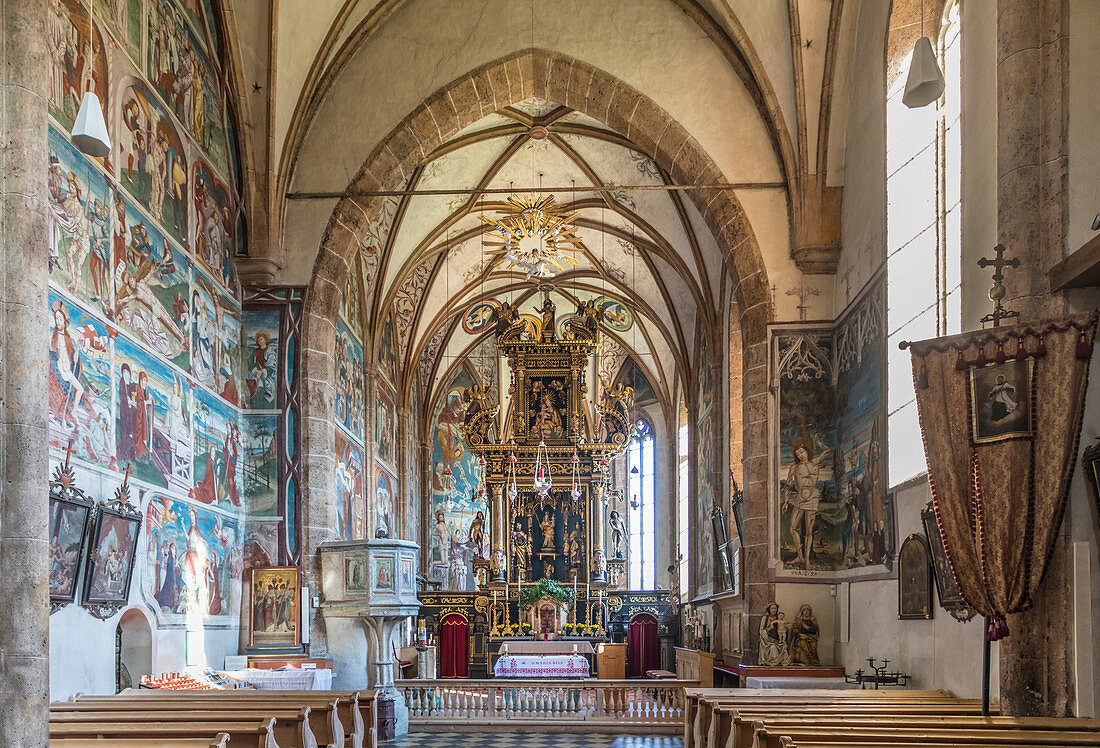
[493,654,589,678]
[745,676,854,689]
[223,668,333,690]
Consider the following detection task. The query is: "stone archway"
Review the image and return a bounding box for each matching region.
[299,48,775,661]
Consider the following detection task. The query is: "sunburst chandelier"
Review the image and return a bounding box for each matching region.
[481,194,585,280]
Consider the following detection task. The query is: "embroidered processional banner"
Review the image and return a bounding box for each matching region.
[906,313,1097,639]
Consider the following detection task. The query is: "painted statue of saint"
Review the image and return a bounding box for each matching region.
[608,510,626,559]
[539,509,556,552]
[788,604,820,665]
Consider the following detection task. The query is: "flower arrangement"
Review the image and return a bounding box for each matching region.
[510,623,521,636]
[563,622,577,635]
[520,622,531,635]
[518,578,576,610]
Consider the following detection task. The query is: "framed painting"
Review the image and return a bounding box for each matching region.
[373,554,396,592]
[48,467,94,611]
[81,499,142,618]
[897,534,932,620]
[345,550,368,596]
[920,502,976,621]
[400,556,415,592]
[969,358,1033,444]
[249,566,301,647]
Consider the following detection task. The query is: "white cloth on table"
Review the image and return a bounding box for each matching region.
[498,641,595,655]
[744,676,854,689]
[493,654,589,678]
[224,668,333,690]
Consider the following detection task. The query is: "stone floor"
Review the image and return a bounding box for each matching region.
[382,734,683,747]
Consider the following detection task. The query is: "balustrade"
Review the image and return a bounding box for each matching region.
[396,679,691,726]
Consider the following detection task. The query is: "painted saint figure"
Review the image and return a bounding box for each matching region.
[608,510,626,560]
[988,374,1018,422]
[788,604,820,665]
[782,433,830,570]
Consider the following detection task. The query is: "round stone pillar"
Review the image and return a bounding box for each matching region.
[0,0,52,745]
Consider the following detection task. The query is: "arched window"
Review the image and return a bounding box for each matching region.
[886,1,962,485]
[628,419,656,589]
[677,396,689,596]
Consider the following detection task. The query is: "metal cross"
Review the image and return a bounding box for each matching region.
[120,462,133,492]
[786,279,821,322]
[977,244,1020,328]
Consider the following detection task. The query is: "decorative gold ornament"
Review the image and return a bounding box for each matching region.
[481,194,585,280]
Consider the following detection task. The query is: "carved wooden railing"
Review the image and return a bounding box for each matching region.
[396,679,693,726]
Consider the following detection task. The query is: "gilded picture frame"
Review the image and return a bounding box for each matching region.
[969,357,1034,444]
[249,566,301,648]
[897,533,932,620]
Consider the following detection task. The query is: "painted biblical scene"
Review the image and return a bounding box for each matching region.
[48,126,115,316]
[243,308,280,410]
[94,0,142,63]
[375,388,396,469]
[340,255,364,341]
[378,313,397,385]
[427,367,489,587]
[112,194,190,371]
[115,335,193,491]
[214,290,243,406]
[47,0,110,140]
[148,0,230,176]
[117,81,189,246]
[189,386,241,508]
[49,497,91,600]
[48,291,117,470]
[374,463,396,540]
[190,271,219,388]
[335,318,365,442]
[85,509,141,603]
[334,429,366,541]
[243,414,278,517]
[249,566,300,647]
[191,159,235,287]
[144,495,241,622]
[695,337,715,596]
[970,358,1033,443]
[833,284,892,572]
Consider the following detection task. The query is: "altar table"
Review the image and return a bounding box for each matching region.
[498,640,595,655]
[744,676,854,689]
[493,654,589,678]
[224,667,333,690]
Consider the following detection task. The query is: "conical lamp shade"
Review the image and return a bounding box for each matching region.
[902,36,945,109]
[72,91,112,158]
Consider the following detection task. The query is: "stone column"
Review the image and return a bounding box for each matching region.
[994,0,1073,717]
[489,482,506,583]
[0,0,51,743]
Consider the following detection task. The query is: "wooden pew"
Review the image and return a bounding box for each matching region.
[48,717,279,748]
[755,724,1100,748]
[685,689,981,748]
[74,691,354,748]
[706,702,1002,748]
[720,712,1100,748]
[118,687,375,748]
[51,737,231,748]
[50,706,318,748]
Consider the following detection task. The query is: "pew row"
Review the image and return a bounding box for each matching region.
[51,738,231,748]
[48,717,279,748]
[50,707,318,748]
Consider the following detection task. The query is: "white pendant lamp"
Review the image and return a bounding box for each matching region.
[902,36,946,109]
[72,90,112,157]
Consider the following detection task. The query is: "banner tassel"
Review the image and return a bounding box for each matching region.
[1015,337,1026,360]
[1036,335,1046,356]
[985,615,1009,642]
[994,342,1006,364]
[955,350,966,371]
[917,361,929,390]
[1077,331,1091,360]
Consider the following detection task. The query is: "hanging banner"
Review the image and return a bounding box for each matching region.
[905,313,1096,639]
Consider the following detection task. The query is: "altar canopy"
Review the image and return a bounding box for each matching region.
[907,313,1097,639]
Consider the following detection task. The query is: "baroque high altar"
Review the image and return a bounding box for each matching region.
[462,291,634,587]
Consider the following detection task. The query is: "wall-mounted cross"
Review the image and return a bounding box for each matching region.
[977,243,1020,328]
[840,265,856,303]
[63,439,77,469]
[120,463,133,493]
[786,279,821,322]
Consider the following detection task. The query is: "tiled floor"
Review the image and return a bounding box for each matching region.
[382,734,682,747]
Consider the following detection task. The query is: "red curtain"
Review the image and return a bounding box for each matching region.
[627,614,659,678]
[439,614,468,678]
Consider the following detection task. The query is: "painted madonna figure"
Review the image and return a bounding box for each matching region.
[789,604,821,665]
[758,602,790,666]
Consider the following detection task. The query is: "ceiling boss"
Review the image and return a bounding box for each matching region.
[480,194,586,280]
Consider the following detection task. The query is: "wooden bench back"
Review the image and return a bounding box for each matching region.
[49,718,279,748]
[50,737,231,748]
[50,707,317,748]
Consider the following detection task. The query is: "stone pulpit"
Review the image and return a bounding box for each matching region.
[320,539,420,735]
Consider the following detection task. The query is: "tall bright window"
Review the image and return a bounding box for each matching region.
[677,398,689,596]
[886,1,961,485]
[628,419,655,589]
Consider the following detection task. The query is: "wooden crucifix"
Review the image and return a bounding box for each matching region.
[62,439,77,469]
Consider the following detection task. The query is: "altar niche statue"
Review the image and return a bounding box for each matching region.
[511,519,529,575]
[566,516,584,569]
[608,510,626,559]
[539,508,557,552]
[469,510,488,559]
[789,604,820,665]
[758,602,791,666]
[782,432,830,570]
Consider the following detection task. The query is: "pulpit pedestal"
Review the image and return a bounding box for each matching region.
[320,539,420,736]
